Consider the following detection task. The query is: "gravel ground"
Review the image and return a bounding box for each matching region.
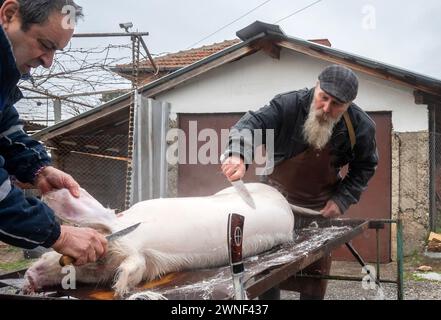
[280,260,441,300]
[280,280,441,300]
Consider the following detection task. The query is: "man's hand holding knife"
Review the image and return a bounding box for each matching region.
[221,155,246,182]
[220,155,256,209]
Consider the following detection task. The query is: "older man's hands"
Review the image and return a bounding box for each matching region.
[320,200,342,218]
[35,166,80,198]
[221,156,246,182]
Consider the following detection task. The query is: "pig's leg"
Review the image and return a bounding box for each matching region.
[113,253,146,297]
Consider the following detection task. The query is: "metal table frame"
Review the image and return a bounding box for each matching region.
[257,218,404,300]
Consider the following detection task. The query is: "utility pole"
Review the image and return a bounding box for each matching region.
[99,23,157,209]
[131,32,141,89]
[74,25,149,209]
[125,22,142,209]
[71,29,158,75]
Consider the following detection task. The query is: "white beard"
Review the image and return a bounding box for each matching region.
[303,104,341,150]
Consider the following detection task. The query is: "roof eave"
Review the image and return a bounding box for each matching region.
[32,34,265,140]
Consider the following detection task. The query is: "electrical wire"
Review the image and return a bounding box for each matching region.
[186,0,273,49]
[274,0,323,24]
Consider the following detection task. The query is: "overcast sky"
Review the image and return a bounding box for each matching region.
[73,0,441,80]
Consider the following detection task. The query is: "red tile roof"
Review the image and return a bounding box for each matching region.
[116,39,241,72]
[114,38,331,84]
[146,39,241,69]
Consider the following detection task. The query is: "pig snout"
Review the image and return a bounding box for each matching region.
[23,252,64,294]
[22,270,38,294]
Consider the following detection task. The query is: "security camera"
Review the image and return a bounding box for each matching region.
[119,22,133,33]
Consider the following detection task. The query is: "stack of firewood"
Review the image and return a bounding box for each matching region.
[428,232,441,252]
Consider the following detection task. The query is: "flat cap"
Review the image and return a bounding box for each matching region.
[318,65,359,103]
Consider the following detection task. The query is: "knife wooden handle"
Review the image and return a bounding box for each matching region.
[59,255,75,267]
[228,214,245,267]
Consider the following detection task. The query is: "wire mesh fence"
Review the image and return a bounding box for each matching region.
[45,134,130,213]
[395,131,441,232]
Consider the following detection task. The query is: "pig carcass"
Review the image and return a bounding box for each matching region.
[23,183,294,297]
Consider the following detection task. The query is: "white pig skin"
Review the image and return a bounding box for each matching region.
[23,183,294,298]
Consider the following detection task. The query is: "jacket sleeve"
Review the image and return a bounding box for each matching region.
[0,169,61,249]
[331,121,379,213]
[222,96,285,165]
[0,105,51,183]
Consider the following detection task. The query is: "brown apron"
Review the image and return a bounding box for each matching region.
[267,143,339,211]
[267,111,355,211]
[266,111,356,299]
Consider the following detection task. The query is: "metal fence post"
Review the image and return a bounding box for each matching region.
[397,218,404,300]
[429,106,437,231]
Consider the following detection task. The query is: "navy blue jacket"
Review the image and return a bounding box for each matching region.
[224,88,379,213]
[0,25,60,249]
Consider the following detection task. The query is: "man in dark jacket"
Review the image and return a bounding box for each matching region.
[222,64,378,299]
[0,0,107,266]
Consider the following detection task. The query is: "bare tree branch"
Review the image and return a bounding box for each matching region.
[16,43,137,124]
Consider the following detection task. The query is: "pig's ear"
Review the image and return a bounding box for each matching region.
[42,188,117,228]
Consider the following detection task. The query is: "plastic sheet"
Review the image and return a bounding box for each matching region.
[128,225,353,300]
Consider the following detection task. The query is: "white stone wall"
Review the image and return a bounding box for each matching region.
[392,132,430,256]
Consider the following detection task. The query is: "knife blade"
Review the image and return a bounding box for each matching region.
[219,154,256,209]
[59,222,141,267]
[231,180,256,209]
[105,222,141,241]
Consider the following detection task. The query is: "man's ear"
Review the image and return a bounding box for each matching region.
[0,0,20,29]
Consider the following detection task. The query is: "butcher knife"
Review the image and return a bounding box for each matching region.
[220,154,256,209]
[227,213,247,300]
[59,222,141,267]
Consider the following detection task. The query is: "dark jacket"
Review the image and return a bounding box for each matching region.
[224,88,379,213]
[0,25,60,249]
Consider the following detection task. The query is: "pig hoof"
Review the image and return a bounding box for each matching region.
[114,290,129,299]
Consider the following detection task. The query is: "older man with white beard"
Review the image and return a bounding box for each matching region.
[221,64,378,300]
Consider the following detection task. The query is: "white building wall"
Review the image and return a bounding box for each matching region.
[156,49,428,132]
